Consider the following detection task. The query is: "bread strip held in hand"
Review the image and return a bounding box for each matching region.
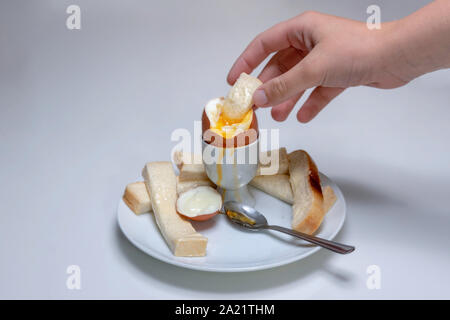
[142,162,207,257]
[250,175,336,212]
[288,150,325,234]
[222,73,262,121]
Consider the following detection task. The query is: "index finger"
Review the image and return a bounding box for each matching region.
[227,20,294,85]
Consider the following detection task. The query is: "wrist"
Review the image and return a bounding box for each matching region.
[390,1,450,76]
[365,21,421,84]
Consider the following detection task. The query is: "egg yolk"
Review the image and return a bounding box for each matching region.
[210,107,253,139]
[226,210,255,225]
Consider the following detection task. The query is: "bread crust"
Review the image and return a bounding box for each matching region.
[322,186,337,213]
[250,174,336,213]
[288,150,325,235]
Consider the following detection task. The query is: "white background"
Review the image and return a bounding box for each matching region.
[0,0,449,299]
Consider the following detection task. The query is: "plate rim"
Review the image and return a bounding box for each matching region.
[117,173,347,272]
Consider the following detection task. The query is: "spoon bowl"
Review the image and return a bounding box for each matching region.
[223,201,355,255]
[222,201,267,228]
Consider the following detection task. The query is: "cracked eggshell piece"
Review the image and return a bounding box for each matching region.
[176,186,222,221]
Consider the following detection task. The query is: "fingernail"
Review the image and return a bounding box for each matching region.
[253,89,268,107]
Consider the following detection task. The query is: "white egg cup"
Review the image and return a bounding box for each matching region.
[202,139,259,207]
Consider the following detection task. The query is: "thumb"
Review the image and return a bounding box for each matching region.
[253,51,325,108]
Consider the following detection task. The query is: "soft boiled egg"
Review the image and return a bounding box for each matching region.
[176,186,222,221]
[205,97,253,139]
[202,97,258,148]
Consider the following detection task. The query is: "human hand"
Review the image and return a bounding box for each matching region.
[227,3,450,123]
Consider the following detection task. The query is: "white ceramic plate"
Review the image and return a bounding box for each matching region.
[117,173,346,272]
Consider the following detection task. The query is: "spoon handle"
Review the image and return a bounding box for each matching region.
[266,225,355,254]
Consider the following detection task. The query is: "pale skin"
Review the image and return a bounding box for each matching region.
[227,0,450,123]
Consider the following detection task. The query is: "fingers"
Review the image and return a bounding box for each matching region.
[257,47,305,121]
[253,49,325,108]
[258,47,305,83]
[227,20,295,85]
[271,91,305,121]
[297,87,345,123]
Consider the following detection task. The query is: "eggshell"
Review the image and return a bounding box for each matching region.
[177,211,219,221]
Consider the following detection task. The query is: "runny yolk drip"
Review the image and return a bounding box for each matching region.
[216,147,224,187]
[231,148,241,203]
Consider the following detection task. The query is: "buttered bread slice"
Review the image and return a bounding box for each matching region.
[257,147,289,175]
[142,162,207,257]
[250,174,293,204]
[123,182,152,215]
[288,150,325,235]
[250,175,336,213]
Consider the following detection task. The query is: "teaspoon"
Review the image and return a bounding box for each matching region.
[223,201,355,254]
